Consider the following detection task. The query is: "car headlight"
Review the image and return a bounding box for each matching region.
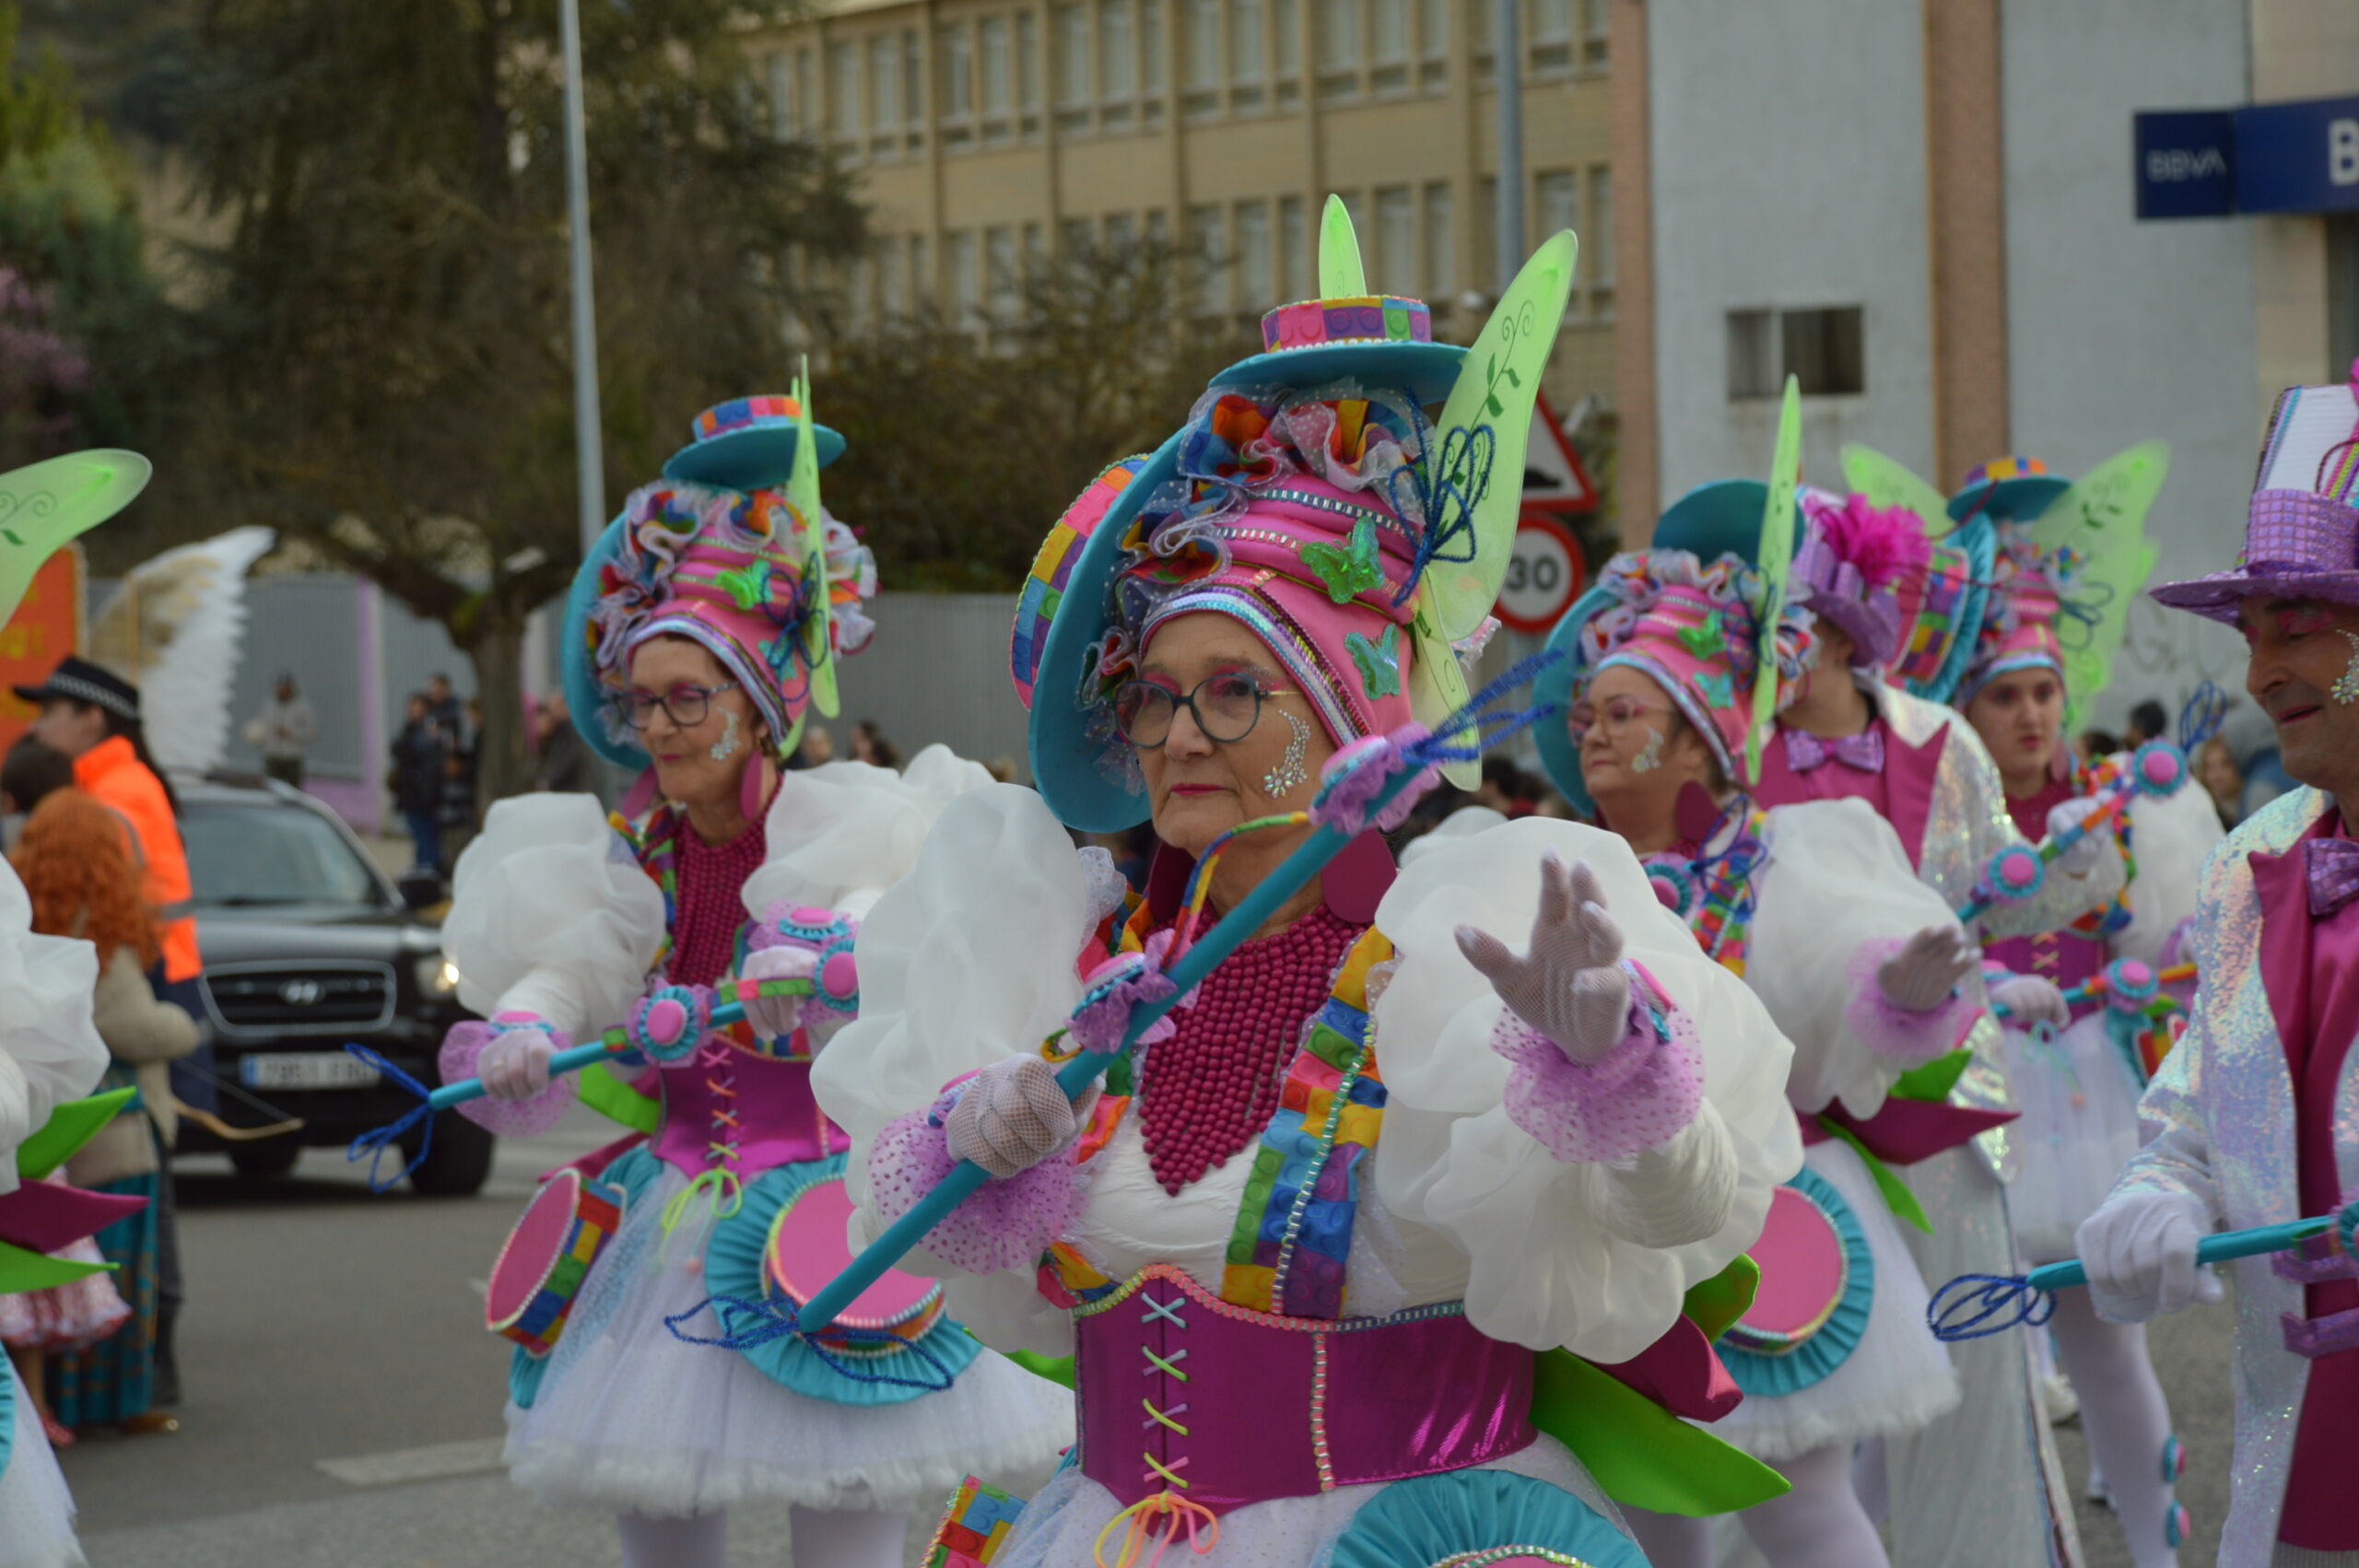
[417,954,462,999]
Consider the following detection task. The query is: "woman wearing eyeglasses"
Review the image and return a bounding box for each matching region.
[817,213,1804,1568]
[430,397,1072,1568]
[1529,545,1991,1568]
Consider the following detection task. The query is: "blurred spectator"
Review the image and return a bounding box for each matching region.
[424,672,464,745]
[242,672,317,789]
[2197,737,2245,830]
[16,789,199,1437]
[2240,742,2296,820]
[1,735,75,845]
[851,720,901,770]
[2076,729,2121,766]
[12,657,207,1401]
[438,697,482,874]
[2124,698,2168,748]
[534,689,594,793]
[1471,754,1539,818]
[791,724,836,770]
[389,693,448,872]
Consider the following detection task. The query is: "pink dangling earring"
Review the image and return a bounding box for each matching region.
[741,746,773,822]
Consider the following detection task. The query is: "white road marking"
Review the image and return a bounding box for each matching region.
[316,1436,505,1488]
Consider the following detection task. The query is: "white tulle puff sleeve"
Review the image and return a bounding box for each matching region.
[1369,818,1802,1364]
[812,784,1093,1354]
[1748,798,1983,1119]
[442,794,667,1037]
[0,860,104,1194]
[743,745,998,922]
[2115,782,2223,967]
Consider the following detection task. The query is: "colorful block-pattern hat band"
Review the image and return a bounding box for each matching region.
[1013,457,1148,711]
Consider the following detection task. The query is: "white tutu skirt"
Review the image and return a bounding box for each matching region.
[0,1358,86,1568]
[1710,1140,1959,1463]
[987,1434,1616,1568]
[504,1162,1074,1517]
[1996,1016,2144,1262]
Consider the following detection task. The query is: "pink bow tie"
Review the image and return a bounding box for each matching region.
[1785,727,1885,774]
[2310,837,2359,919]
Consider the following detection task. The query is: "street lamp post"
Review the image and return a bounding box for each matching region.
[561,0,605,555]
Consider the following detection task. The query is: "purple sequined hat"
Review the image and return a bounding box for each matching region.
[2151,369,2359,623]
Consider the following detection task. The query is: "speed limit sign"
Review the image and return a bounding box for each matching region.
[1494,511,1585,633]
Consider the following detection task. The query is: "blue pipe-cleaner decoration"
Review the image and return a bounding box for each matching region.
[661,1294,961,1392]
[342,1045,435,1192]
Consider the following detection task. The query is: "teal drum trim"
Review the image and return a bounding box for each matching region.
[704,1153,982,1406]
[1324,1470,1650,1568]
[1718,1163,1875,1398]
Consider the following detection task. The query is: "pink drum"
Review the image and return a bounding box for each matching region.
[1724,1183,1849,1355]
[487,1168,627,1357]
[764,1175,945,1351]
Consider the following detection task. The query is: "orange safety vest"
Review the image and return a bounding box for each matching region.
[74,736,202,982]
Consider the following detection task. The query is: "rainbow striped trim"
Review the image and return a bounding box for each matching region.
[1647,809,1768,977]
[1012,457,1145,709]
[1261,295,1434,354]
[1892,538,1978,690]
[488,1175,626,1357]
[1219,930,1391,1319]
[1957,454,2048,488]
[694,394,805,441]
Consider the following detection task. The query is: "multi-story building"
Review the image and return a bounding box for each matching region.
[745,0,1622,416]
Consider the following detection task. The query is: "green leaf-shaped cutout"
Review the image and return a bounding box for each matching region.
[1744,374,1802,785]
[1318,193,1367,298]
[18,1087,136,1179]
[1531,1348,1790,1515]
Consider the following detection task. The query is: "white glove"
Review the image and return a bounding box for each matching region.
[945,1056,1095,1180]
[1877,925,1977,1012]
[2045,797,2110,876]
[735,944,816,1040]
[478,1025,558,1101]
[1989,974,2071,1031]
[1455,852,1633,1066]
[2075,1189,2222,1323]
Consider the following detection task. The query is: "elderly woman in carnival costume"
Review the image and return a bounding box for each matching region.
[816,205,1804,1568]
[1653,474,2130,1567]
[0,449,158,1568]
[1530,516,1989,1568]
[448,394,1072,1568]
[1935,451,2218,1568]
[2075,374,2359,1568]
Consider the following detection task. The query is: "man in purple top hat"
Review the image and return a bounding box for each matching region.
[2079,374,2359,1568]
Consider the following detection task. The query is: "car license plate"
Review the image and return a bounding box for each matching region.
[238,1053,382,1091]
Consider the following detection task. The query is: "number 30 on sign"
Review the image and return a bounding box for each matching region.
[1493,511,1585,634]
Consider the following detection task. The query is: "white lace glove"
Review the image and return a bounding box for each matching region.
[1876,924,1977,1012]
[2046,797,2110,876]
[735,944,816,1040]
[1989,974,2071,1031]
[478,1025,559,1101]
[1455,851,1633,1067]
[2076,1189,2222,1323]
[945,1056,1097,1180]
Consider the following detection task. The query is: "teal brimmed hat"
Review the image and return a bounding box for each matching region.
[1019,198,1577,832]
[663,394,846,488]
[1945,455,2069,526]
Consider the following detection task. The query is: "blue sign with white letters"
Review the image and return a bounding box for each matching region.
[2134,111,2236,219]
[2236,95,2359,214]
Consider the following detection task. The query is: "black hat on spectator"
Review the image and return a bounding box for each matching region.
[11,656,140,722]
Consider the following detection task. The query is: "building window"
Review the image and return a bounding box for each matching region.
[1184,0,1220,93]
[1106,210,1137,248]
[980,16,1013,123]
[1062,216,1094,252]
[909,234,930,308]
[946,230,980,324]
[1370,0,1408,90]
[1581,0,1608,67]
[1417,0,1447,88]
[1055,4,1091,113]
[765,53,792,139]
[1278,193,1309,298]
[1587,164,1614,317]
[940,23,976,137]
[1145,207,1171,245]
[1188,204,1228,313]
[1142,0,1166,106]
[1023,220,1046,274]
[903,30,924,142]
[878,240,907,319]
[828,41,861,143]
[1273,0,1301,101]
[1317,0,1358,98]
[1236,199,1273,307]
[1227,0,1263,110]
[1531,0,1574,71]
[986,225,1019,322]
[1099,0,1135,124]
[797,49,816,135]
[869,35,901,155]
[1018,10,1042,117]
[1535,169,1577,240]
[1727,307,1866,398]
[1422,181,1453,298]
[1374,184,1414,294]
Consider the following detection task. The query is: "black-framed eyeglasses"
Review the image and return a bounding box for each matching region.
[615,681,738,731]
[1112,672,1302,748]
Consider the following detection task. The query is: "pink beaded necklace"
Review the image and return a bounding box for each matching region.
[1137,902,1364,1195]
[667,814,769,989]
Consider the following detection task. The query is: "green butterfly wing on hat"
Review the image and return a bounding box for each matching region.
[786,361,834,755]
[2024,441,2167,731]
[1839,445,1951,538]
[1407,220,1579,786]
[1743,377,1802,785]
[0,450,152,626]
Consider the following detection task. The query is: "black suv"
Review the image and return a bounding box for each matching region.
[172,775,491,1195]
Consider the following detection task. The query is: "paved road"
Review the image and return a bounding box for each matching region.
[54,1096,2239,1568]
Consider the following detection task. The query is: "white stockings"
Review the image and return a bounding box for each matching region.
[2048,1287,2183,1568]
[1622,1445,1890,1568]
[618,1510,728,1568]
[615,1507,907,1568]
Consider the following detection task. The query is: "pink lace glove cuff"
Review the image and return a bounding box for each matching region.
[866,1082,1088,1276]
[1494,961,1705,1164]
[442,1012,578,1136]
[1846,937,1978,1063]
